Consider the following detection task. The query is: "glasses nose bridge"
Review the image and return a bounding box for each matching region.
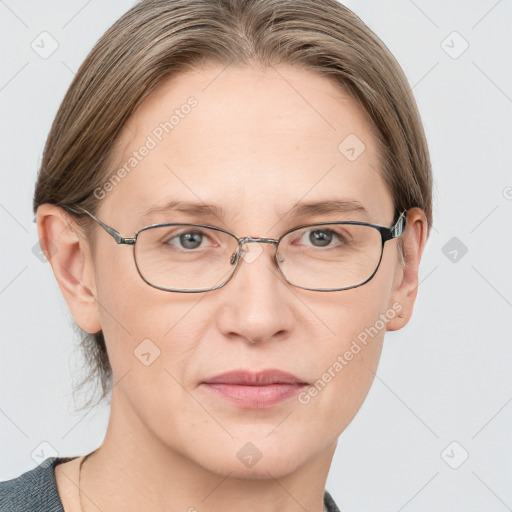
[240,236,279,245]
[238,236,280,255]
[230,236,280,266]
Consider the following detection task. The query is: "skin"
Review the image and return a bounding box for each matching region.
[40,63,428,512]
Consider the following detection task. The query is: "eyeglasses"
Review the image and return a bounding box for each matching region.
[66,206,407,293]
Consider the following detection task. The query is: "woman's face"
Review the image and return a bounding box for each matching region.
[74,64,418,477]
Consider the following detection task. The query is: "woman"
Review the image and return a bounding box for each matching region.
[0,0,432,510]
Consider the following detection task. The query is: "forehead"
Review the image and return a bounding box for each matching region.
[101,63,393,231]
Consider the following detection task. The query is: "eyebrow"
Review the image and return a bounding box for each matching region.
[140,200,227,222]
[139,199,369,223]
[288,199,369,219]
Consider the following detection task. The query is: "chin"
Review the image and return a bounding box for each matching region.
[186,434,315,480]
[202,454,305,480]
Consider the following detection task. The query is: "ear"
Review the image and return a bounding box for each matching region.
[35,204,102,333]
[386,207,429,331]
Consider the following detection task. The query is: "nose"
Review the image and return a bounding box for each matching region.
[216,239,295,345]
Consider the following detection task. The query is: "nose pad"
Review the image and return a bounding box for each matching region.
[240,242,264,264]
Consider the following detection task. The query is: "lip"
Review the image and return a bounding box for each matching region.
[201,370,308,409]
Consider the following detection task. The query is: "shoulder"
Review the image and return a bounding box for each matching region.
[324,489,342,512]
[0,458,341,512]
[0,456,75,512]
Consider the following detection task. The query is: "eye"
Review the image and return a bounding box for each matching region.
[294,226,349,248]
[162,229,217,250]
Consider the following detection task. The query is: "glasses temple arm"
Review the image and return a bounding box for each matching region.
[65,205,129,244]
[390,210,407,238]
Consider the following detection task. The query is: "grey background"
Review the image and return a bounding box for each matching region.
[1,1,511,510]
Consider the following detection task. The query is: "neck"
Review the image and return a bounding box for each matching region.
[78,389,335,512]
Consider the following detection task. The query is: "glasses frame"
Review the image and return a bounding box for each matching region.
[65,205,407,293]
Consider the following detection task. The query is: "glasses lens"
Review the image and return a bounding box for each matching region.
[277,223,383,290]
[134,224,238,291]
[133,222,384,292]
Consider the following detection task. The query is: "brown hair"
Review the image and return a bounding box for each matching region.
[33,0,433,410]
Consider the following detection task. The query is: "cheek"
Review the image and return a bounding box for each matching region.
[299,253,397,428]
[293,314,383,445]
[91,245,173,369]
[92,244,212,382]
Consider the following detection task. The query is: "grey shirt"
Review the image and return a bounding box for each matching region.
[0,457,341,511]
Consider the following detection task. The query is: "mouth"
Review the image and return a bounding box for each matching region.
[200,369,309,409]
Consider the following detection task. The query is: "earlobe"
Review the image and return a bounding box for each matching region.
[36,204,102,333]
[386,207,429,331]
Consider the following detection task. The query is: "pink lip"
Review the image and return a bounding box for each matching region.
[201,370,308,409]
